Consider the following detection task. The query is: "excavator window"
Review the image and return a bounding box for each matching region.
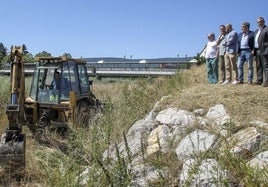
[29,59,91,103]
[37,68,60,103]
[77,64,90,94]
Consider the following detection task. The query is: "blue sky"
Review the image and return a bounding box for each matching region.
[1,0,268,59]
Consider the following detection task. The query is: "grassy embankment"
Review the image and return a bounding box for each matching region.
[0,64,268,186]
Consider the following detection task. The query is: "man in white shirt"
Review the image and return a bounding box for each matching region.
[204,33,218,84]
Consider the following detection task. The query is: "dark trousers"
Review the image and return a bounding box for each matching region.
[262,54,268,83]
[255,50,263,83]
[218,55,225,82]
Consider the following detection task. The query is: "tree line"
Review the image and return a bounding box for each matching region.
[0,42,72,69]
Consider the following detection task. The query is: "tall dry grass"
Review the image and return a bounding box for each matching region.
[0,76,10,133]
[0,64,268,186]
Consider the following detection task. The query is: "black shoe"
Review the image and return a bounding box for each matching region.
[254,81,262,85]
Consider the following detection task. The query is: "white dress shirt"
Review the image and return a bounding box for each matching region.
[205,40,217,58]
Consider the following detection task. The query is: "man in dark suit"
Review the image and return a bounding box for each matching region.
[257,17,268,87]
[254,17,266,85]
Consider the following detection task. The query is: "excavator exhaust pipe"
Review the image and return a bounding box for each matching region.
[0,129,26,180]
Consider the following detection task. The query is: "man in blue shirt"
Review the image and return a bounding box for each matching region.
[237,22,255,84]
[222,24,239,85]
[50,71,61,89]
[51,71,70,96]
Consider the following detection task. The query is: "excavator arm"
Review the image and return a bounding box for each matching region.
[7,45,26,131]
[0,45,26,179]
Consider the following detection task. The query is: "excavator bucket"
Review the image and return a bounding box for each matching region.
[0,130,26,180]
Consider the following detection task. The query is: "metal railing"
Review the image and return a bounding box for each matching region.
[1,61,195,78]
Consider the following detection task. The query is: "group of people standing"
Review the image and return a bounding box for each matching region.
[204,17,268,86]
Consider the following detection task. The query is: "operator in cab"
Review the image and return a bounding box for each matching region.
[50,71,61,89]
[49,71,70,100]
[46,71,69,91]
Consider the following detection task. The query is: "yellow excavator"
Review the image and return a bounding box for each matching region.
[0,45,100,178]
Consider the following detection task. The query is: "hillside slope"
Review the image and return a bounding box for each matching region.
[169,64,268,125]
[94,64,268,186]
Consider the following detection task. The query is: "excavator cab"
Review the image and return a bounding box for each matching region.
[24,56,98,131]
[30,57,91,104]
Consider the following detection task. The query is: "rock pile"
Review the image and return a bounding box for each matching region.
[82,99,268,186]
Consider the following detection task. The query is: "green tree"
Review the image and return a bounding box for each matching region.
[23,53,35,63]
[35,51,52,57]
[62,53,72,58]
[0,43,7,68]
[20,44,34,63]
[194,53,205,66]
[1,44,34,68]
[0,43,7,57]
[1,55,10,69]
